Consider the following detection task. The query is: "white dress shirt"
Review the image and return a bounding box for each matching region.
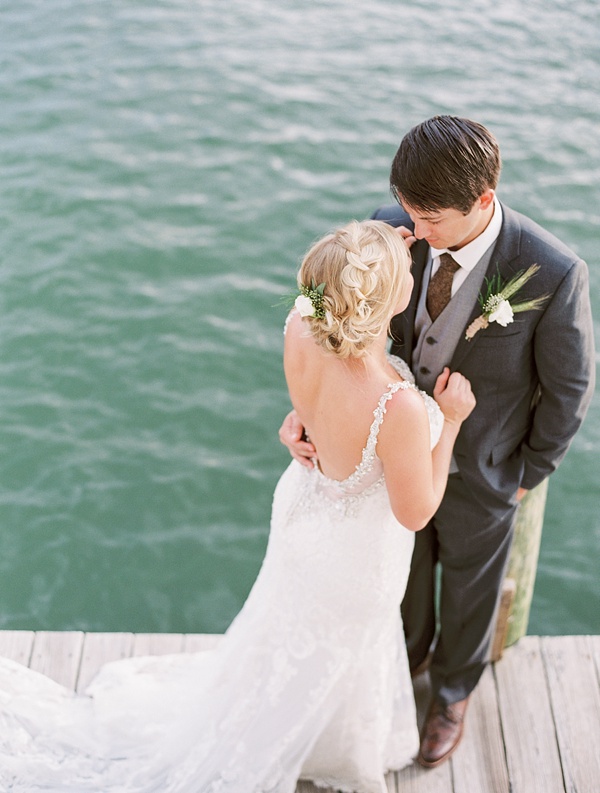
[429,198,503,296]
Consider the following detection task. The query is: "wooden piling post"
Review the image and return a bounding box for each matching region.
[491,479,548,660]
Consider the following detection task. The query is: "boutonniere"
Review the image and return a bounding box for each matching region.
[465,264,549,341]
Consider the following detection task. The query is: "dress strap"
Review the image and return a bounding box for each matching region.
[283,309,297,336]
[369,381,412,443]
[357,381,412,468]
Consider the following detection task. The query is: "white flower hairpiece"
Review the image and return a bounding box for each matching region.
[294,281,326,319]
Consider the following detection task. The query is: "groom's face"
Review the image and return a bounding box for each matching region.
[401,191,495,251]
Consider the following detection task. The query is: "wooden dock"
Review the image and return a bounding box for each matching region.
[0,631,599,793]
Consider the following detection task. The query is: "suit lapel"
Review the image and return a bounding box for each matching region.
[399,239,429,360]
[449,204,523,371]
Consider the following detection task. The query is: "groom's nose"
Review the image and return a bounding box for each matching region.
[413,220,431,239]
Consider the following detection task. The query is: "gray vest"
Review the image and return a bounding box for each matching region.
[413,246,496,395]
[412,247,495,473]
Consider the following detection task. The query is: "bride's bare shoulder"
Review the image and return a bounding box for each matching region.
[284,310,322,360]
[287,308,321,344]
[284,310,324,387]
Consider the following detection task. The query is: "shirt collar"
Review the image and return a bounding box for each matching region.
[430,197,503,272]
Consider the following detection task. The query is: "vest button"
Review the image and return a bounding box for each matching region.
[426,336,437,345]
[420,366,430,375]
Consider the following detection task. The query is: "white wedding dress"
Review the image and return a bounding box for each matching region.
[0,354,442,793]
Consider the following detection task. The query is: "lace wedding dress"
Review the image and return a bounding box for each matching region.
[0,354,443,793]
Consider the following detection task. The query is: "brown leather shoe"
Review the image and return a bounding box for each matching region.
[417,697,469,768]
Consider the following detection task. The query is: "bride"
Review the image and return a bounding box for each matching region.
[0,220,474,793]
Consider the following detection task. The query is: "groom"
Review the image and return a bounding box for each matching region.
[369,116,595,767]
[280,116,595,767]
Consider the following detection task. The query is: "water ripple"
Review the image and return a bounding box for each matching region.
[0,0,597,634]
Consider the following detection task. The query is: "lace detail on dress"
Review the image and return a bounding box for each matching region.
[385,351,415,384]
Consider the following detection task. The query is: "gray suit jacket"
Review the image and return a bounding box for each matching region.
[372,202,595,509]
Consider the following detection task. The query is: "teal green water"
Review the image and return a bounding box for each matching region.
[0,0,598,635]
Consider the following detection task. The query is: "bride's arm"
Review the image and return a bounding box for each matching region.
[378,369,475,531]
[279,309,318,468]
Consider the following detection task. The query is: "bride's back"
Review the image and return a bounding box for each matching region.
[284,310,402,482]
[282,220,415,482]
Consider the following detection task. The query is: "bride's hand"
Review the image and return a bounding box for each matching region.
[395,225,417,248]
[433,367,476,426]
[278,410,317,469]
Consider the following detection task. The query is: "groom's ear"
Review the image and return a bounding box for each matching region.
[477,189,495,211]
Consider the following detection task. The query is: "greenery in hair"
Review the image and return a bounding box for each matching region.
[298,280,326,319]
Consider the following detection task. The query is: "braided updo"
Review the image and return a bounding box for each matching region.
[297,220,412,358]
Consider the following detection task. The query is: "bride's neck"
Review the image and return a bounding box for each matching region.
[343,330,391,380]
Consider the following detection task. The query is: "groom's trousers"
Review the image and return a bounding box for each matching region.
[401,473,518,707]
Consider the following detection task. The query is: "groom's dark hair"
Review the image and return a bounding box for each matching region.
[390,116,501,215]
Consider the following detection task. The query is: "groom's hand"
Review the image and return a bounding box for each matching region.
[278,410,317,469]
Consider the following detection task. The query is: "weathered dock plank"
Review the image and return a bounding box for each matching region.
[131,632,186,656]
[77,631,134,692]
[494,635,564,793]
[395,672,452,793]
[29,630,84,689]
[1,632,598,793]
[451,665,509,793]
[183,633,221,652]
[542,635,600,793]
[396,761,451,793]
[0,629,34,665]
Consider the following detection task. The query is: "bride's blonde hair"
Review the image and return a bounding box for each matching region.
[297,220,411,358]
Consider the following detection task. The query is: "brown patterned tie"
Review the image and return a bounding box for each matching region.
[426,253,461,321]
